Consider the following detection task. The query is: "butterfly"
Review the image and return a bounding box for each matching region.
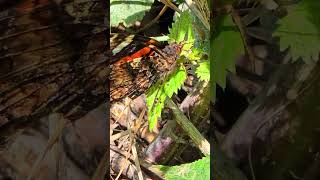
[110,34,182,103]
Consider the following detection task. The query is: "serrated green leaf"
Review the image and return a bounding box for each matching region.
[169,8,209,63]
[146,66,187,131]
[181,47,204,62]
[156,156,210,180]
[189,48,203,60]
[110,0,153,27]
[274,0,320,62]
[211,15,244,96]
[196,61,210,81]
[169,11,195,44]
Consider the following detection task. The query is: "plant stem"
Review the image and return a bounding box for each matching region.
[166,98,210,155]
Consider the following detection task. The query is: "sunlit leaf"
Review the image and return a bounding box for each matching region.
[146,66,187,131]
[169,10,195,44]
[196,61,210,81]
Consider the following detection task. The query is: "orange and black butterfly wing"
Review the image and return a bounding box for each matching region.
[110,34,163,64]
[110,53,159,102]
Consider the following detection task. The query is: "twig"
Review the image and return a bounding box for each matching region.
[129,106,145,180]
[110,130,129,142]
[111,145,164,180]
[159,0,181,13]
[166,98,210,155]
[111,99,131,126]
[137,5,169,33]
[26,113,67,180]
[115,100,134,180]
[131,140,144,180]
[228,5,256,72]
[49,112,66,179]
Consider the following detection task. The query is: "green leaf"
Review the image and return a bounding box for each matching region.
[168,9,210,66]
[156,156,210,180]
[196,61,210,81]
[146,66,187,131]
[169,9,209,63]
[188,48,203,60]
[110,0,153,27]
[169,11,195,44]
[274,0,320,62]
[210,15,244,101]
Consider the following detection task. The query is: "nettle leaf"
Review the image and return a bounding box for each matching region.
[156,156,210,180]
[196,61,210,81]
[169,9,208,64]
[146,66,187,131]
[169,10,195,45]
[110,0,153,27]
[211,15,244,102]
[186,48,203,61]
[274,0,320,62]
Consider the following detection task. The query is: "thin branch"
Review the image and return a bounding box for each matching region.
[159,0,182,13]
[26,113,67,180]
[228,5,256,72]
[130,108,145,180]
[137,5,169,33]
[115,100,134,180]
[166,98,210,155]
